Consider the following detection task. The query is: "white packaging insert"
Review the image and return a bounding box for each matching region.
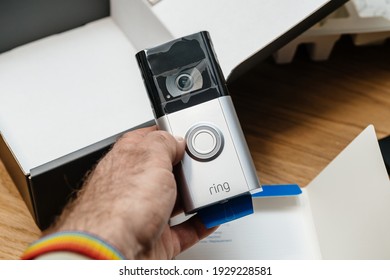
[0,18,152,174]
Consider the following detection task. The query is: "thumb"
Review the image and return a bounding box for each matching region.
[173,136,186,165]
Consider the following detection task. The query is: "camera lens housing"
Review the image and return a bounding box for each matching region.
[176,73,194,91]
[165,67,203,98]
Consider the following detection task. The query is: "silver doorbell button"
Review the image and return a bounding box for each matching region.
[136,31,262,214]
[186,124,223,161]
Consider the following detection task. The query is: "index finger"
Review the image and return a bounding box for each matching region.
[142,130,186,167]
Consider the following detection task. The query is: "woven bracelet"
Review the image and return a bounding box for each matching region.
[21,231,125,260]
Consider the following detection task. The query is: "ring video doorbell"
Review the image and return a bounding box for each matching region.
[136,31,261,216]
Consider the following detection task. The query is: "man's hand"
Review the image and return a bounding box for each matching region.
[47,126,216,259]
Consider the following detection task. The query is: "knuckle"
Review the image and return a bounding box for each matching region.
[152,131,174,145]
[147,131,176,154]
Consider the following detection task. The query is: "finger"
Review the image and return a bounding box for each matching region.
[143,130,186,165]
[121,125,157,140]
[170,215,218,256]
[115,126,157,149]
[132,125,157,136]
[172,136,186,166]
[171,195,184,217]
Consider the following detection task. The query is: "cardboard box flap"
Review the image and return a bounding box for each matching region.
[0,18,154,173]
[306,125,390,259]
[111,0,174,51]
[149,0,347,77]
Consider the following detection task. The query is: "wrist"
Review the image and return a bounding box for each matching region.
[21,231,126,260]
[50,216,141,259]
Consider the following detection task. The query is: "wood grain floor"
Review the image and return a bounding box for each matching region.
[230,36,390,187]
[1,36,389,259]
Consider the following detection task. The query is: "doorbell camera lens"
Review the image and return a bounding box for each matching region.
[176,73,193,91]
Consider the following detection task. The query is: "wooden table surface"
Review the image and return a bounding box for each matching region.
[1,37,389,260]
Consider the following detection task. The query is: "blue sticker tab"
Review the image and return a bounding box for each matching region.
[198,184,302,228]
[252,184,302,197]
[198,194,254,229]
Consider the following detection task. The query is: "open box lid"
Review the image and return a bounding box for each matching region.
[0,0,346,174]
[112,0,348,80]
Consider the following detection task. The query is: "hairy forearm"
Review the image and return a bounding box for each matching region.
[36,126,215,260]
[44,127,184,259]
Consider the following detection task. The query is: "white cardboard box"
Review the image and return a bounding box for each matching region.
[0,0,346,229]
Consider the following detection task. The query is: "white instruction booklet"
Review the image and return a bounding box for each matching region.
[176,125,390,259]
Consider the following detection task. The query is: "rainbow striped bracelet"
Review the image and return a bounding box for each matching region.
[21,231,125,260]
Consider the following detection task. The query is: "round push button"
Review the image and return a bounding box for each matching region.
[192,130,216,154]
[186,124,224,161]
